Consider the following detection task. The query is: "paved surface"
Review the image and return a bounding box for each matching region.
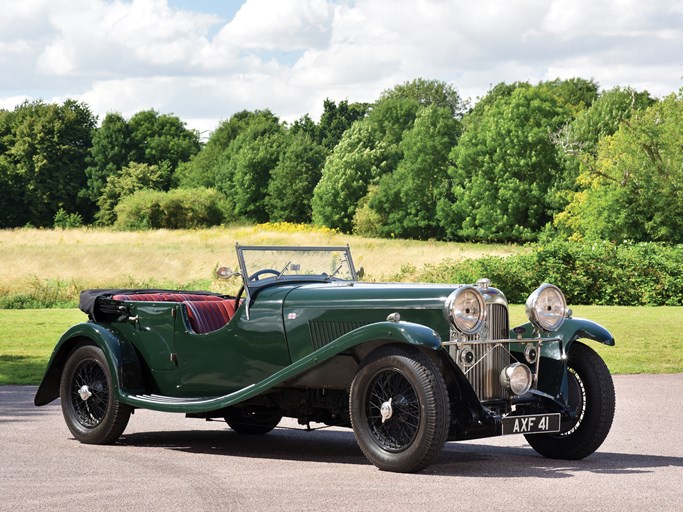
[1,375,682,512]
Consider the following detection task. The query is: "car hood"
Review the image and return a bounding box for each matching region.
[282,281,460,310]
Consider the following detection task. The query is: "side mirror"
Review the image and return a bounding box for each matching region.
[357,266,365,280]
[216,267,239,280]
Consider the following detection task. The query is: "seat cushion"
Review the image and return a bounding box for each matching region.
[112,293,224,302]
[184,300,236,334]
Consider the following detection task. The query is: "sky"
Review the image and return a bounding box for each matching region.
[1,0,682,135]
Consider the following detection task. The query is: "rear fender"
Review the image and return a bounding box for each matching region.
[34,323,144,406]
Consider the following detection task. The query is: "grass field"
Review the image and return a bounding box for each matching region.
[0,226,680,384]
[0,226,522,306]
[1,306,680,385]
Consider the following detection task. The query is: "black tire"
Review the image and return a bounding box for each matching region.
[60,345,132,444]
[525,341,615,460]
[225,407,282,435]
[349,345,450,473]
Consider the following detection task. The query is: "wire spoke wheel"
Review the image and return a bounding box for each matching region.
[350,345,449,473]
[70,360,109,428]
[525,341,615,460]
[365,369,420,451]
[556,368,586,437]
[60,345,131,444]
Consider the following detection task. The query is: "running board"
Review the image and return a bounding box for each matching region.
[122,384,256,412]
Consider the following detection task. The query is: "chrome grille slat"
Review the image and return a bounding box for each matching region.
[456,303,510,400]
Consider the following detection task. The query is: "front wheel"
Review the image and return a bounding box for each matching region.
[526,341,615,459]
[349,345,450,473]
[60,345,131,444]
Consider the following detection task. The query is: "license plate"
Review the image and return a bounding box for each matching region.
[501,413,561,435]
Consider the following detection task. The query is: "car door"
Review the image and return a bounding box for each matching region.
[173,287,293,397]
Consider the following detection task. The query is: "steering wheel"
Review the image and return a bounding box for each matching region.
[235,269,281,309]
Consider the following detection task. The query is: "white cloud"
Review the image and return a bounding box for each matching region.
[217,0,334,51]
[1,0,682,133]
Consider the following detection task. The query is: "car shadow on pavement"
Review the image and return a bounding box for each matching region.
[432,443,683,478]
[118,425,683,477]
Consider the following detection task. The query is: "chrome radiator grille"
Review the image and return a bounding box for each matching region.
[452,304,511,401]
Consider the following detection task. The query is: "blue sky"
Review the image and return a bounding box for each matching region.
[1,0,681,135]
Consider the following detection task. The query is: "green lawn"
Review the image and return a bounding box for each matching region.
[0,309,87,385]
[0,306,681,385]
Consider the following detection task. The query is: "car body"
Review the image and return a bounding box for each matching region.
[35,244,616,472]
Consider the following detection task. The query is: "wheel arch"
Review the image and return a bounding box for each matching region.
[285,321,448,390]
[34,323,145,406]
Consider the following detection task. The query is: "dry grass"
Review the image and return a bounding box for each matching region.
[0,226,522,296]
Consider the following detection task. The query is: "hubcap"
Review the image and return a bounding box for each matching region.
[380,398,393,423]
[78,385,92,401]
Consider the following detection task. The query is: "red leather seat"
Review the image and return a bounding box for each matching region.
[184,300,236,334]
[112,293,224,302]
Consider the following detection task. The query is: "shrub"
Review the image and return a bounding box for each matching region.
[114,188,227,230]
[410,240,683,305]
[53,208,83,229]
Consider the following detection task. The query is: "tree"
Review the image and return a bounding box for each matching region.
[539,78,599,116]
[317,99,368,150]
[556,92,683,242]
[312,121,391,232]
[266,131,326,223]
[378,78,464,118]
[83,112,133,204]
[0,99,95,227]
[127,109,200,188]
[314,80,466,234]
[222,111,285,222]
[561,86,655,155]
[548,86,655,215]
[369,105,460,239]
[445,86,571,241]
[175,110,259,189]
[96,162,167,225]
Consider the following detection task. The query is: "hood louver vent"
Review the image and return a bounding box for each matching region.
[309,320,369,350]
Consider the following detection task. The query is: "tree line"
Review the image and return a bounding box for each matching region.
[1,78,681,243]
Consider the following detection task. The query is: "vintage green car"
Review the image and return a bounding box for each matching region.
[35,244,615,472]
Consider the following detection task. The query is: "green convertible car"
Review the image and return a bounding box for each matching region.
[35,244,615,473]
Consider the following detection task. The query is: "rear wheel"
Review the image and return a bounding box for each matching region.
[60,345,131,444]
[349,345,450,473]
[225,406,282,435]
[525,341,615,459]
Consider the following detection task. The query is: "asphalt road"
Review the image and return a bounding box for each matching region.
[1,374,682,512]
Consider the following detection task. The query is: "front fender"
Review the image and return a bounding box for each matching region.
[34,323,144,406]
[510,317,614,400]
[336,320,443,351]
[511,317,615,354]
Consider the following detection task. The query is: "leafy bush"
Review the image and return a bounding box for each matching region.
[0,278,80,309]
[408,240,683,305]
[114,187,227,230]
[53,209,83,229]
[255,222,339,235]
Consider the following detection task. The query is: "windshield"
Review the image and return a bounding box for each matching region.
[236,245,357,286]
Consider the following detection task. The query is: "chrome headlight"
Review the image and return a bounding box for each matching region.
[500,363,533,396]
[525,283,567,332]
[446,286,486,334]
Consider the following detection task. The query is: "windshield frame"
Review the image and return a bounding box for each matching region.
[235,244,358,315]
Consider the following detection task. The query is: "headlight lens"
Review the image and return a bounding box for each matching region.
[500,363,533,396]
[446,286,486,334]
[525,283,567,332]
